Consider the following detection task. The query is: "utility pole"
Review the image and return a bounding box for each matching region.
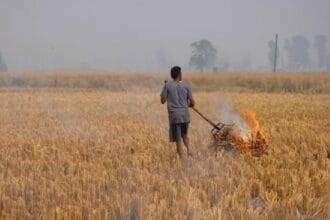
[273,34,278,72]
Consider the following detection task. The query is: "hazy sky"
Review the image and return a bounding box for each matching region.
[0,0,329,71]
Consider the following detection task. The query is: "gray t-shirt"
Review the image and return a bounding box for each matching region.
[160,80,193,124]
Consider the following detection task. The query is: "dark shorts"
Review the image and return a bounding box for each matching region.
[169,122,189,142]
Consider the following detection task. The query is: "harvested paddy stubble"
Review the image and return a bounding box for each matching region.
[0,73,329,219]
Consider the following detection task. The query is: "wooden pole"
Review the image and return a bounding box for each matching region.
[192,107,221,130]
[273,34,278,72]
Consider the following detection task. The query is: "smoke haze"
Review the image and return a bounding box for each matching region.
[219,102,249,140]
[0,0,329,71]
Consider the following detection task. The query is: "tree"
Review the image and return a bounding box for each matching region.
[189,39,217,72]
[0,52,8,72]
[283,39,293,70]
[314,35,328,70]
[267,39,279,69]
[283,35,311,71]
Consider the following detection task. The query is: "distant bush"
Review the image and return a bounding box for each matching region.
[10,77,26,87]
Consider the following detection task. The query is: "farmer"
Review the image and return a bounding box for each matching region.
[160,66,195,159]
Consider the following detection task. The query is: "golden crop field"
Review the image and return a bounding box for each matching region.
[0,72,329,219]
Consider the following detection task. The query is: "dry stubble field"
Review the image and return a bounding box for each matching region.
[0,72,329,219]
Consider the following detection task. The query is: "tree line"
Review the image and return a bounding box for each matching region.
[267,35,330,71]
[190,35,330,72]
[1,35,330,72]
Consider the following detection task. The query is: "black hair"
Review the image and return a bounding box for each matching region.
[171,66,181,79]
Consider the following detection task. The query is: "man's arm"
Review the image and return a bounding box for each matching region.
[187,84,195,107]
[189,97,195,108]
[161,96,166,104]
[160,82,167,104]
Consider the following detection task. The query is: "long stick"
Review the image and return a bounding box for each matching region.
[273,34,278,72]
[192,107,221,130]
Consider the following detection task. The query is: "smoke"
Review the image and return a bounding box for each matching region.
[219,102,249,140]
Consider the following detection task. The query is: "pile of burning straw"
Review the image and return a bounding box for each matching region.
[212,107,268,157]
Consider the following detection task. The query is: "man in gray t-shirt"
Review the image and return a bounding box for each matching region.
[160,66,195,159]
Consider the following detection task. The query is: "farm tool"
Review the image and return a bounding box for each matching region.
[192,107,235,147]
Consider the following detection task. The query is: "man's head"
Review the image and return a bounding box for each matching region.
[171,66,182,80]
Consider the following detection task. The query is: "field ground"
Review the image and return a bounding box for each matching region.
[0,72,329,219]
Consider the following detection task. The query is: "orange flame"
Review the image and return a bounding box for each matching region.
[244,110,260,132]
[242,110,268,156]
[229,110,268,156]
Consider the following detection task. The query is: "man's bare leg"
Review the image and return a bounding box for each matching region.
[175,139,185,159]
[183,135,193,157]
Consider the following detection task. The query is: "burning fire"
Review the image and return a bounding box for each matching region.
[213,109,268,157]
[240,110,268,156]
